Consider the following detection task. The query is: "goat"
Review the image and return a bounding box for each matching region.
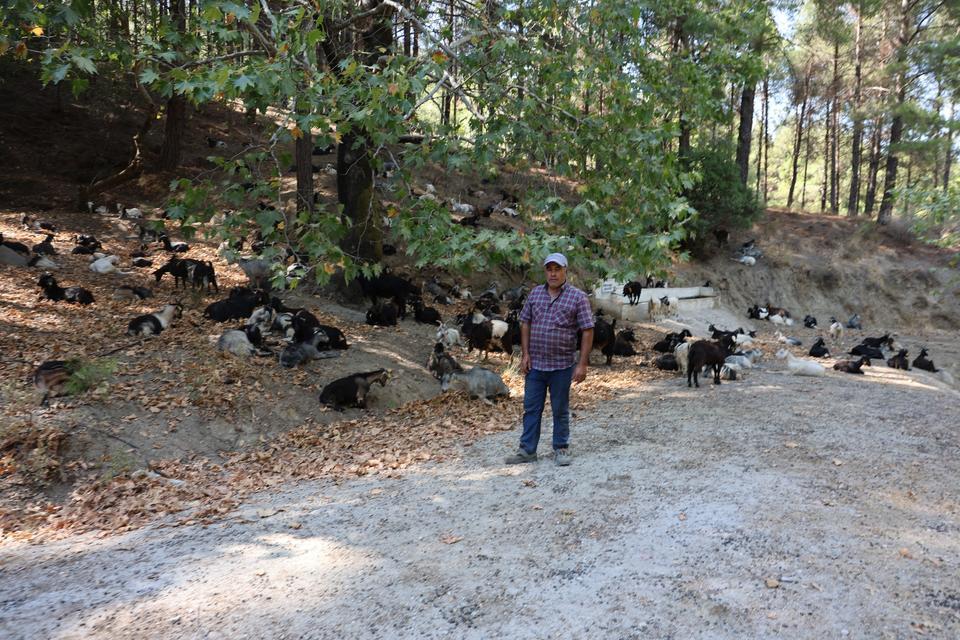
[653,329,691,353]
[235,257,273,291]
[366,300,399,326]
[776,349,826,377]
[808,337,830,358]
[674,341,691,374]
[112,285,153,301]
[217,328,272,357]
[357,272,419,312]
[428,342,463,380]
[204,287,270,322]
[440,367,509,405]
[776,331,802,347]
[74,234,102,252]
[320,369,389,410]
[686,337,733,387]
[127,303,182,336]
[803,315,818,328]
[849,344,885,360]
[89,255,121,274]
[912,348,938,373]
[32,360,77,406]
[829,317,844,342]
[278,339,341,368]
[0,232,30,256]
[132,257,154,268]
[154,257,190,287]
[735,255,756,266]
[37,274,94,305]
[655,354,679,371]
[585,315,616,365]
[834,357,871,374]
[21,214,58,234]
[436,323,464,349]
[246,306,276,336]
[159,234,189,253]
[32,234,57,255]
[612,329,638,356]
[461,311,494,359]
[846,313,862,330]
[861,333,895,350]
[189,260,219,292]
[887,349,910,370]
[622,281,644,305]
[413,299,442,325]
[724,355,753,370]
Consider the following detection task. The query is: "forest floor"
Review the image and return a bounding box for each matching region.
[2,61,960,638]
[1,348,959,639]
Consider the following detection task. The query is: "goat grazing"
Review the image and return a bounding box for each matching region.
[320,369,389,410]
[37,274,94,305]
[776,349,826,377]
[127,303,182,336]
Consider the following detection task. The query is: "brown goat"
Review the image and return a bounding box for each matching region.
[687,337,734,387]
[833,357,871,374]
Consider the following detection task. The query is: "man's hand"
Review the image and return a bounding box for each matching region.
[573,363,587,384]
[521,353,532,375]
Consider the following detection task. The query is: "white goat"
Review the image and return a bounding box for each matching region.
[776,348,825,377]
[674,341,691,375]
[89,255,121,274]
[829,317,844,342]
[436,323,464,349]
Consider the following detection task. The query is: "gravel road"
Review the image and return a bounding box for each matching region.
[2,364,959,639]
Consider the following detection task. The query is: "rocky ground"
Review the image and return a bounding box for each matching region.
[2,352,958,639]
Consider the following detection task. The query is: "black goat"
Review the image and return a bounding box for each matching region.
[127,303,182,336]
[204,288,270,322]
[291,310,349,350]
[32,234,57,255]
[622,281,644,305]
[808,337,830,358]
[319,369,389,410]
[428,342,463,380]
[887,349,910,370]
[652,329,691,353]
[612,329,638,356]
[912,348,938,373]
[834,357,871,374]
[366,301,399,326]
[655,354,679,370]
[189,260,219,292]
[37,274,95,305]
[159,234,189,252]
[861,333,894,350]
[413,299,442,325]
[849,344,885,360]
[586,316,616,365]
[687,337,734,388]
[803,315,818,328]
[357,273,419,307]
[461,312,494,359]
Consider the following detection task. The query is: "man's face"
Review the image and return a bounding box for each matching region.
[545,262,566,288]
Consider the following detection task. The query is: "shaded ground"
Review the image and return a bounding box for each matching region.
[2,360,958,639]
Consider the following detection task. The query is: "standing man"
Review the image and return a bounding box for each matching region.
[506,253,594,466]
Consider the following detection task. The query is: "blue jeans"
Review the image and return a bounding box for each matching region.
[520,365,575,453]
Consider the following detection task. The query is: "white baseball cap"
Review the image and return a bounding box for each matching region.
[543,253,568,268]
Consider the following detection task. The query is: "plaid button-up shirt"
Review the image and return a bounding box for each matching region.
[519,282,594,371]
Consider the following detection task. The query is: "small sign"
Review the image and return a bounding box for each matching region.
[600,280,617,294]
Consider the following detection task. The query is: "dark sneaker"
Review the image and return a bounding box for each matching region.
[505,448,537,464]
[554,448,572,466]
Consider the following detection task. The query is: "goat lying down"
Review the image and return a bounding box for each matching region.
[320,369,389,410]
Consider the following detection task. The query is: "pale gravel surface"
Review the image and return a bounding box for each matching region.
[2,363,959,639]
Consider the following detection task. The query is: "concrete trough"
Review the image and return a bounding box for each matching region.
[593,280,719,321]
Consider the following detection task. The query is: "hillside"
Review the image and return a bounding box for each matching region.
[1,64,959,541]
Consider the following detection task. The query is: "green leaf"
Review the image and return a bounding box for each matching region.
[233,74,254,90]
[70,53,97,75]
[139,67,160,85]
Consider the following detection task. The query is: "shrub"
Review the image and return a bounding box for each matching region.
[682,145,763,255]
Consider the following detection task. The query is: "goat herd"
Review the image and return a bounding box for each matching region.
[646,300,951,389]
[3,212,954,412]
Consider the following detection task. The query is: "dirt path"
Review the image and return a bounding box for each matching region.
[2,364,959,639]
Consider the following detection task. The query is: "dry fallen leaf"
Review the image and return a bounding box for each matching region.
[522,479,537,488]
[899,547,913,559]
[440,534,463,545]
[832,459,844,466]
[784,441,798,448]
[765,578,780,589]
[288,521,302,530]
[678,512,687,521]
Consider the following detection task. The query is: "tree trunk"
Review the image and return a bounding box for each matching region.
[762,74,770,202]
[878,0,917,225]
[158,0,187,171]
[787,73,810,209]
[864,120,883,216]
[943,100,954,192]
[295,126,314,214]
[802,103,815,211]
[821,97,831,213]
[755,82,763,197]
[735,82,756,185]
[846,3,865,217]
[338,1,394,262]
[829,40,840,214]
